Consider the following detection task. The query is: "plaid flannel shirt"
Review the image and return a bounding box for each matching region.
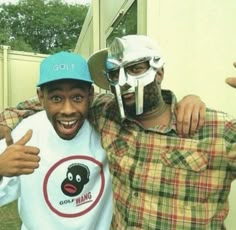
[0,97,43,129]
[89,90,236,230]
[1,90,236,229]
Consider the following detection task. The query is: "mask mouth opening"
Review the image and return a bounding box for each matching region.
[109,67,158,118]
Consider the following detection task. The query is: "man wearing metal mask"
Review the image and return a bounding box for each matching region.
[90,35,167,120]
[88,35,236,229]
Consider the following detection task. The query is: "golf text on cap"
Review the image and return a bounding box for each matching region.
[53,64,75,71]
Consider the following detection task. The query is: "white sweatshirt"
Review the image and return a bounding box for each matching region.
[0,111,112,230]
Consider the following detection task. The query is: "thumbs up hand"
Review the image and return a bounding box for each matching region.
[0,129,40,177]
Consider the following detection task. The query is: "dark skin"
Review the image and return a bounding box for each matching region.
[0,129,40,178]
[38,80,94,140]
[0,79,94,178]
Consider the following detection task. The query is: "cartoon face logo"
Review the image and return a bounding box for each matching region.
[61,163,90,197]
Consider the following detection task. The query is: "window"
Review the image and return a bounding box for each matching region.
[106,1,137,46]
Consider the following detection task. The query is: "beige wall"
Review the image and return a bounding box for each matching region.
[0,46,48,109]
[158,0,236,116]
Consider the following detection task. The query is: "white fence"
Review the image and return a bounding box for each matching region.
[0,45,48,110]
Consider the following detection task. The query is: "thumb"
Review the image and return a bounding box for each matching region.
[15,129,33,146]
[225,77,236,88]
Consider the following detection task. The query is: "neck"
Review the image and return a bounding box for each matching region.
[135,101,171,129]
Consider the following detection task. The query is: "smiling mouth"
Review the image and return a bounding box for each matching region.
[59,120,77,129]
[56,119,81,138]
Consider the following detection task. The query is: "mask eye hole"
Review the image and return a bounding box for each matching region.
[107,69,120,83]
[125,61,150,76]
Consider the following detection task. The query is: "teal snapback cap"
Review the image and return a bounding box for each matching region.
[37,51,93,86]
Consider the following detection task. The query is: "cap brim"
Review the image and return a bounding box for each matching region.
[88,48,110,90]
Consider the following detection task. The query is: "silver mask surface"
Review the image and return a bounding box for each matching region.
[106,36,164,119]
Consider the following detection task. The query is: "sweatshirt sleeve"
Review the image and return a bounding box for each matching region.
[0,176,20,207]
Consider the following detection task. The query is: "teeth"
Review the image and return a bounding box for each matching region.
[60,120,76,125]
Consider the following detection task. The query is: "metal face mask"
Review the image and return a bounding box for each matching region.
[106,36,164,119]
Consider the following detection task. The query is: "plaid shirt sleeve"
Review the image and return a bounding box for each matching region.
[89,92,116,131]
[0,97,43,129]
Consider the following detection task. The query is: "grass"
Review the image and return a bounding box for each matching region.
[0,201,21,230]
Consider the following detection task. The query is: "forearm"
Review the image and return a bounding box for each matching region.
[0,97,43,130]
[0,109,24,130]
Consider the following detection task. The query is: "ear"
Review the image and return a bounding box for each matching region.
[37,88,45,107]
[88,85,95,104]
[156,67,164,84]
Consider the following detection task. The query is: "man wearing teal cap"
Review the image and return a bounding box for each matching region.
[0,52,112,230]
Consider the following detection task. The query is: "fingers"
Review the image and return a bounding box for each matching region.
[175,105,188,137]
[198,106,206,128]
[0,125,12,141]
[0,145,40,177]
[225,77,236,88]
[15,129,33,146]
[6,129,39,156]
[187,105,205,135]
[175,99,206,137]
[5,128,13,146]
[15,153,40,172]
[1,126,33,146]
[187,106,199,135]
[225,62,236,88]
[2,160,40,177]
[19,145,40,156]
[0,129,41,177]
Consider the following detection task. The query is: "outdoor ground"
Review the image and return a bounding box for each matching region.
[0,201,21,230]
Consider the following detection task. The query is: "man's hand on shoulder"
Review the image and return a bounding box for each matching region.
[175,95,206,137]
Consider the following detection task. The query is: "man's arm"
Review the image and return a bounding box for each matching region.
[0,97,42,140]
[0,93,205,139]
